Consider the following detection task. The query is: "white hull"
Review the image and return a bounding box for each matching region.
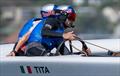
[0,56,120,76]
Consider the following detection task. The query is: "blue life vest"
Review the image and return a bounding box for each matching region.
[18,17,64,50]
[18,18,39,39]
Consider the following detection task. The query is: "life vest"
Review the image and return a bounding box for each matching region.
[18,18,38,39]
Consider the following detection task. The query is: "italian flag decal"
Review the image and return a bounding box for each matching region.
[20,66,32,74]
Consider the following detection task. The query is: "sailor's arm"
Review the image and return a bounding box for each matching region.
[7,22,36,56]
[7,31,31,56]
[15,24,36,52]
[14,31,31,52]
[42,25,76,40]
[42,17,76,40]
[7,20,41,56]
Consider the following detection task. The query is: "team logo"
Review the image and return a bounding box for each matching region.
[20,66,50,74]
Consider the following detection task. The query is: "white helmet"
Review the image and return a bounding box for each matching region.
[40,4,58,17]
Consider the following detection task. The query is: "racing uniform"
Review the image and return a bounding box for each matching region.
[15,16,69,56]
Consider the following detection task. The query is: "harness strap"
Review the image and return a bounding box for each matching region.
[55,40,66,56]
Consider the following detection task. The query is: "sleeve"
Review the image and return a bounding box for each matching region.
[42,30,63,38]
[43,17,59,30]
[41,17,63,38]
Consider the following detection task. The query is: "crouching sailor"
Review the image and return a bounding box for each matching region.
[8,4,77,56]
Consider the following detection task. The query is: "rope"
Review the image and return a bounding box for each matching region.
[69,43,88,56]
[75,36,113,51]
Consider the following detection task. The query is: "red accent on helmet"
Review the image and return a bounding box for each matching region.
[64,7,76,21]
[68,13,76,21]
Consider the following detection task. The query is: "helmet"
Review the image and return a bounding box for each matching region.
[40,4,58,17]
[56,5,76,21]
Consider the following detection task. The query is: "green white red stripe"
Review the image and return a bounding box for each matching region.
[20,66,32,74]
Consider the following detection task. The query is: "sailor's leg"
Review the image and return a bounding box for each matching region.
[25,42,46,56]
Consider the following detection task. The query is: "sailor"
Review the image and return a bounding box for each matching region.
[7,4,57,56]
[8,4,77,56]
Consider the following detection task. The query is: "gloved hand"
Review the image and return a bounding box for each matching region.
[7,51,17,56]
[63,31,76,40]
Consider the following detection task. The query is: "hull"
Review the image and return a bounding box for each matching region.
[0,56,120,76]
